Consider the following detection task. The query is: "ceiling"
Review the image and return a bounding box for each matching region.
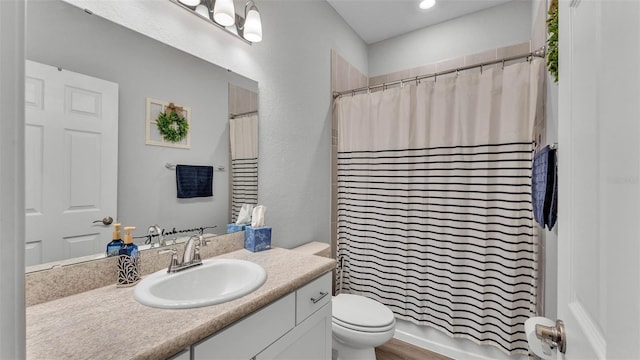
[326,0,514,44]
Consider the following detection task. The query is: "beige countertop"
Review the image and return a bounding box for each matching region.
[26,247,336,360]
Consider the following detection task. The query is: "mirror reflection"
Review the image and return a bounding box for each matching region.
[25,0,258,269]
[228,84,259,222]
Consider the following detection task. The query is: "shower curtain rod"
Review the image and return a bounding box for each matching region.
[333,47,546,99]
[229,110,258,119]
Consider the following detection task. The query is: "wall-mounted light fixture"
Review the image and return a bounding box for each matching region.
[171,0,263,44]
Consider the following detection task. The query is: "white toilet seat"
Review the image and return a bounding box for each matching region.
[332,316,396,333]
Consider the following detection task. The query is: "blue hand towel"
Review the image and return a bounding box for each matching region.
[545,148,558,230]
[532,146,558,230]
[532,146,550,228]
[176,165,213,198]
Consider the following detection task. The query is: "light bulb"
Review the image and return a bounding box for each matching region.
[243,8,262,42]
[178,0,201,7]
[195,4,209,18]
[213,0,235,27]
[419,0,436,10]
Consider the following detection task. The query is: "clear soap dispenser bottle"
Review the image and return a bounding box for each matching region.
[106,223,123,257]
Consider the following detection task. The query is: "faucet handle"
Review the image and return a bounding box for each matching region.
[159,248,179,273]
[199,235,212,247]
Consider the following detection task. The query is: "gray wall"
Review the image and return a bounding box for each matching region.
[26,0,257,241]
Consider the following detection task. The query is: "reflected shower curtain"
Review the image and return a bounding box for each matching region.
[229,114,258,222]
[336,59,545,355]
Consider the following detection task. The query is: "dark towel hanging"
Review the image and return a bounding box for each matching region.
[545,148,558,230]
[532,145,558,230]
[176,165,213,198]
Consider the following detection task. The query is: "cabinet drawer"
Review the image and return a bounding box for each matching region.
[295,272,331,325]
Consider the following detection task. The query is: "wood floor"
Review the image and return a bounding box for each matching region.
[375,338,453,360]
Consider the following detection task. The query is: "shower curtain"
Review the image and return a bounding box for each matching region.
[229,114,258,222]
[336,58,545,355]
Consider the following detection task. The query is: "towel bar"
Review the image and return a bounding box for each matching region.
[165,163,225,172]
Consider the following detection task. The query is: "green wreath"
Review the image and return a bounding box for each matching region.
[546,1,559,83]
[157,109,189,143]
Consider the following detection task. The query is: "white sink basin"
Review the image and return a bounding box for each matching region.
[134,258,267,309]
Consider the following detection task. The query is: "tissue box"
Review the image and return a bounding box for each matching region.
[227,223,249,234]
[244,226,272,252]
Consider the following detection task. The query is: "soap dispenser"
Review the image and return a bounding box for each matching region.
[106,223,123,257]
[117,226,140,287]
[119,226,138,257]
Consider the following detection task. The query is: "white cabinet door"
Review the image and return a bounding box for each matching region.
[192,293,295,360]
[255,303,331,360]
[25,60,118,265]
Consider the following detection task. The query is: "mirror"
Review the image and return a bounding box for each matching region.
[25,0,258,269]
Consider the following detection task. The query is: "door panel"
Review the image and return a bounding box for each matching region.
[558,0,604,358]
[25,60,118,265]
[558,0,640,358]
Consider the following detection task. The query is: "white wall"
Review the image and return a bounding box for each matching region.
[368,0,533,77]
[0,0,26,358]
[62,0,368,250]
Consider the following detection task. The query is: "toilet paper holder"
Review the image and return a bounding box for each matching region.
[535,319,566,354]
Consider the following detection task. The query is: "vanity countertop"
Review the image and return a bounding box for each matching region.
[26,247,336,360]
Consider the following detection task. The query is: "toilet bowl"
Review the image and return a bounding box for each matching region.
[332,293,396,360]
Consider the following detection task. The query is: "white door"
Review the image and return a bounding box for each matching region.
[557,0,639,358]
[25,60,118,266]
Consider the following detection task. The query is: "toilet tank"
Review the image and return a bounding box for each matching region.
[291,241,330,258]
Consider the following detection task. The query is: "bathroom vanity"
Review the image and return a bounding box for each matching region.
[25,247,335,359]
[189,272,331,359]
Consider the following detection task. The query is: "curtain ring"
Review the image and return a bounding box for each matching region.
[415,76,420,85]
[400,80,404,88]
[456,69,459,77]
[480,64,483,74]
[502,59,505,69]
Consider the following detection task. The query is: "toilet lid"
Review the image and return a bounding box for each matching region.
[332,294,395,330]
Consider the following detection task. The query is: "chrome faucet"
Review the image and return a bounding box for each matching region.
[182,234,202,265]
[159,234,208,273]
[147,225,165,247]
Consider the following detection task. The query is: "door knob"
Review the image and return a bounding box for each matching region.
[93,216,113,225]
[535,319,566,354]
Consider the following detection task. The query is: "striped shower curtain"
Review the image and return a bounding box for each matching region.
[335,58,545,355]
[229,114,258,222]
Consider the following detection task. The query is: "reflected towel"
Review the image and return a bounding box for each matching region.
[176,165,213,198]
[531,146,558,230]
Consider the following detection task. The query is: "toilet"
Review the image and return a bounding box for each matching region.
[291,242,396,360]
[332,293,396,360]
